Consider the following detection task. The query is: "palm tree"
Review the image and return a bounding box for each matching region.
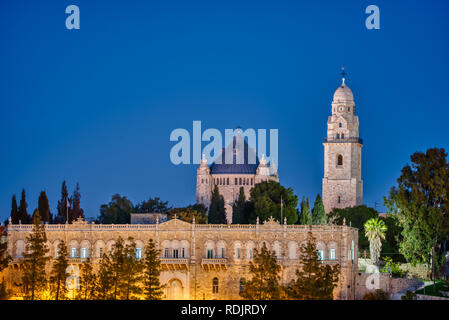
[364,218,387,265]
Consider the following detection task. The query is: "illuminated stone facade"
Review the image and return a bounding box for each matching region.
[6,217,358,300]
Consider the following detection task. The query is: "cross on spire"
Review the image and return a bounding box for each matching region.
[341,66,346,78]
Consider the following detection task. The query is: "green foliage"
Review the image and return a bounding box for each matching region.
[21,213,49,300]
[143,239,164,300]
[385,148,449,268]
[120,238,144,299]
[0,236,11,273]
[168,204,207,224]
[362,289,390,300]
[56,181,70,224]
[311,194,326,225]
[10,194,19,224]
[232,187,249,224]
[247,180,298,225]
[134,197,172,213]
[18,189,30,224]
[284,231,340,300]
[97,254,113,299]
[38,191,51,223]
[78,258,97,300]
[208,186,227,224]
[98,194,134,224]
[239,243,281,300]
[380,256,405,278]
[364,218,387,265]
[71,182,84,222]
[49,241,69,300]
[328,205,378,250]
[299,197,312,225]
[401,290,417,300]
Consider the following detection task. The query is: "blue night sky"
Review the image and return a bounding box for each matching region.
[1,0,448,222]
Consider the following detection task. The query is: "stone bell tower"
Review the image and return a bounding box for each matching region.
[322,67,363,213]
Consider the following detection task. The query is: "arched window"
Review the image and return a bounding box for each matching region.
[227,178,229,185]
[337,154,343,166]
[251,178,253,185]
[338,196,341,204]
[339,123,342,127]
[247,178,249,185]
[239,178,242,185]
[235,178,238,185]
[239,278,246,293]
[212,278,219,294]
[341,133,345,139]
[336,133,340,139]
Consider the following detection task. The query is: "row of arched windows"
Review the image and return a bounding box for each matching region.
[211,277,246,294]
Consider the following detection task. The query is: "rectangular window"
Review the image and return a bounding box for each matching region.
[330,248,336,260]
[55,248,60,258]
[249,248,253,259]
[207,249,213,259]
[221,248,225,258]
[71,248,77,258]
[351,240,355,261]
[99,248,103,258]
[164,248,169,258]
[173,249,179,258]
[81,248,87,259]
[317,250,324,260]
[181,248,185,258]
[237,248,241,259]
[136,248,142,259]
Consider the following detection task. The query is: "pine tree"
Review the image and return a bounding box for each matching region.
[50,240,69,300]
[18,189,30,224]
[284,231,340,300]
[78,257,97,300]
[143,239,163,300]
[232,187,247,224]
[71,182,84,222]
[10,195,19,224]
[97,254,113,300]
[38,191,51,224]
[120,238,144,300]
[311,194,327,225]
[56,181,71,224]
[208,186,226,224]
[109,237,126,300]
[240,243,281,300]
[22,213,49,299]
[299,197,312,225]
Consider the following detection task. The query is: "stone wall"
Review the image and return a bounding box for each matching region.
[6,218,359,300]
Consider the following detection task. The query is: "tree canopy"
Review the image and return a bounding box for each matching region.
[247,180,298,224]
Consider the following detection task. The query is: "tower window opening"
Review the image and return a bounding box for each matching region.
[212,278,219,294]
[338,196,341,204]
[337,154,343,166]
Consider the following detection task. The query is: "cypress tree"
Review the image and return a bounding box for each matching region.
[38,191,51,224]
[71,182,84,222]
[143,239,163,300]
[50,241,69,300]
[311,194,327,225]
[56,181,71,224]
[299,197,312,225]
[22,212,49,299]
[208,186,226,224]
[232,187,247,224]
[18,189,30,224]
[10,195,19,224]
